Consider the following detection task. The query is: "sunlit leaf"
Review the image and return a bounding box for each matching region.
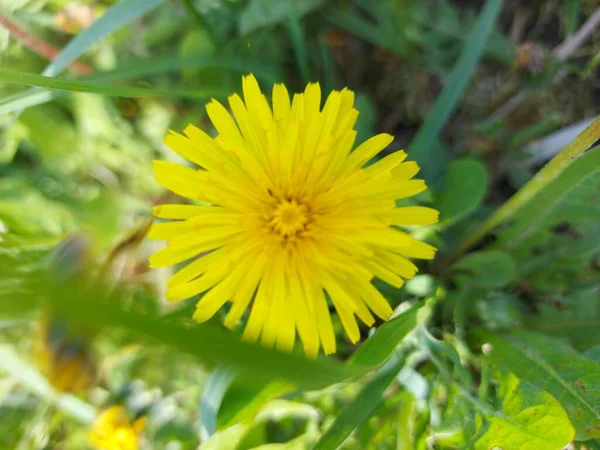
[476,374,575,450]
[478,329,600,440]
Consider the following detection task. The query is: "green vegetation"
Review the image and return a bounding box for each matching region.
[1,0,600,448]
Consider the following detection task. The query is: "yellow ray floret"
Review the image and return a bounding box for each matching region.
[149,74,439,357]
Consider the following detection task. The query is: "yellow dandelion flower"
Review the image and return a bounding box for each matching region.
[90,406,145,450]
[149,74,438,357]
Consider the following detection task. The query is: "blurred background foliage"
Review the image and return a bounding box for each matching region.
[0,0,600,449]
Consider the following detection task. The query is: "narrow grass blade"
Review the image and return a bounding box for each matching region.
[407,0,503,179]
[0,55,280,115]
[200,366,239,440]
[313,353,406,450]
[447,116,600,262]
[0,69,227,100]
[42,0,166,77]
[287,0,312,83]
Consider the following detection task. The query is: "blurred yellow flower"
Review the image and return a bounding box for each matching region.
[35,313,96,393]
[149,74,438,357]
[90,406,145,450]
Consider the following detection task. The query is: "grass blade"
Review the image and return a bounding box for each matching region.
[42,0,166,77]
[287,0,312,83]
[498,146,600,251]
[200,366,239,440]
[313,353,406,450]
[407,0,503,179]
[448,116,600,262]
[0,55,280,115]
[0,68,227,100]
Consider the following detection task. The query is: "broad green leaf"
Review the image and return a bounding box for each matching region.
[218,380,291,429]
[42,0,166,77]
[476,374,575,450]
[199,424,250,450]
[435,159,489,225]
[239,0,325,35]
[3,276,358,390]
[497,146,600,253]
[200,366,239,439]
[451,250,515,288]
[0,69,226,100]
[313,354,406,450]
[407,0,503,179]
[526,287,600,351]
[478,329,600,440]
[348,301,428,368]
[449,117,600,261]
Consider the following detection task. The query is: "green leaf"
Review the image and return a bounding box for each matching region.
[0,55,280,115]
[348,301,429,368]
[42,0,166,77]
[396,391,418,449]
[200,366,239,439]
[313,353,406,450]
[0,69,226,100]
[497,146,600,253]
[407,0,503,179]
[476,374,575,450]
[0,345,95,424]
[478,329,600,440]
[325,11,386,50]
[354,94,377,147]
[451,250,515,288]
[217,302,428,431]
[435,158,489,225]
[239,0,325,35]
[286,0,312,84]
[449,116,600,261]
[525,287,600,352]
[218,380,291,429]
[4,275,358,390]
[564,0,581,36]
[585,345,600,363]
[0,177,76,239]
[199,424,250,450]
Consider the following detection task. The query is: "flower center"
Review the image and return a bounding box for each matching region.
[270,199,309,238]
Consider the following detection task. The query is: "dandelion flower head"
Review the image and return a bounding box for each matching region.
[149,74,438,357]
[90,406,145,450]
